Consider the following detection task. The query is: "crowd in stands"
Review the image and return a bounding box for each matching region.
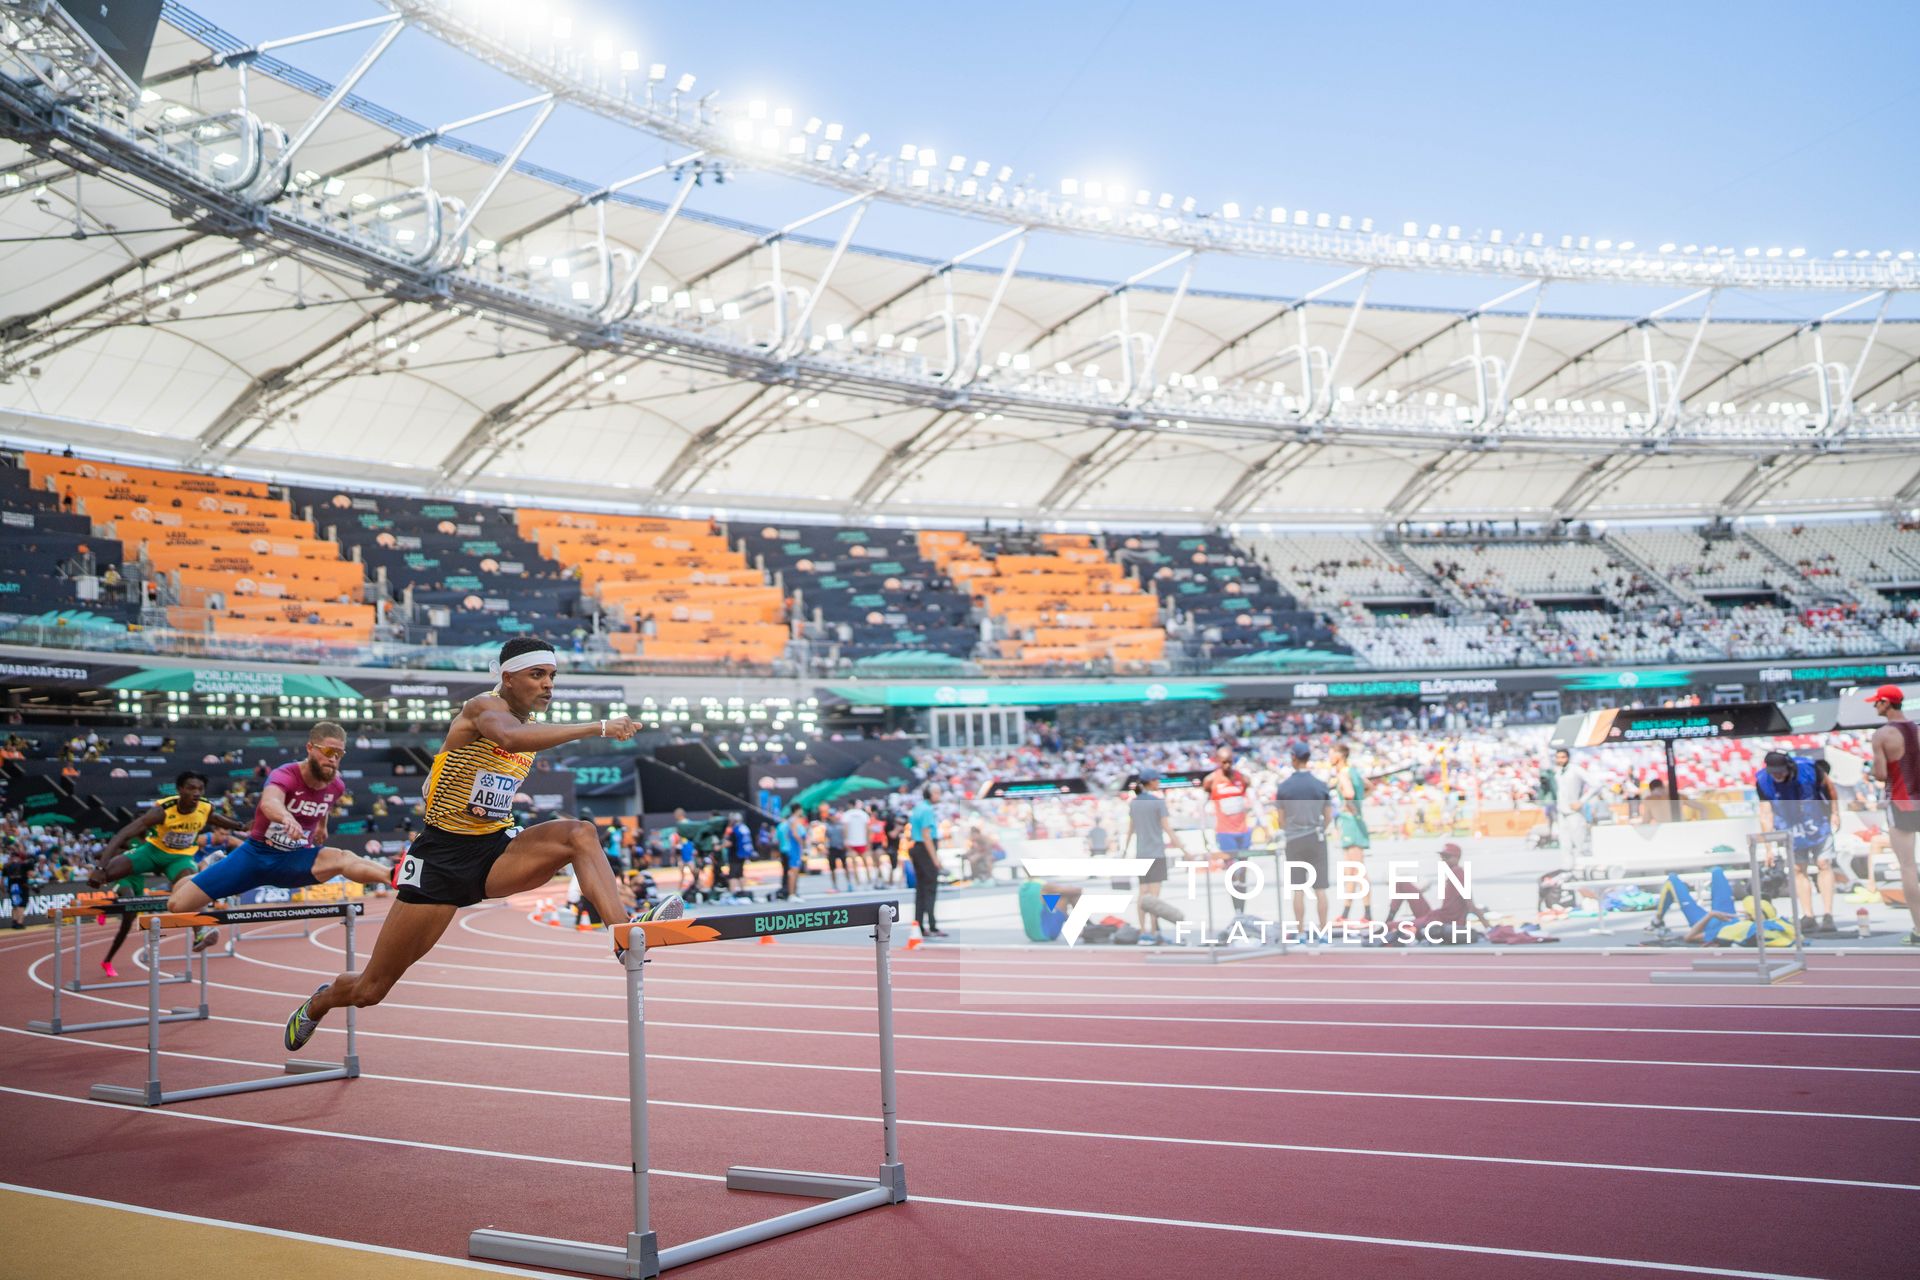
[910,714,1886,865]
[8,449,1920,675]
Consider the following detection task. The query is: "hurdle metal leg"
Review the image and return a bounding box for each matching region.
[471,902,907,1278]
[89,903,362,1105]
[229,921,314,950]
[30,908,207,1037]
[71,915,191,991]
[1149,848,1287,965]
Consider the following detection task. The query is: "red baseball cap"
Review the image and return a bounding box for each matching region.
[1871,684,1905,707]
[1439,842,1464,858]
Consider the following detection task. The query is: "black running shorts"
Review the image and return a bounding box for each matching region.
[1284,833,1331,886]
[1891,805,1920,835]
[395,825,518,907]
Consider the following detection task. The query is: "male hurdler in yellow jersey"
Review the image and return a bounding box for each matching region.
[86,770,247,975]
[285,638,682,1052]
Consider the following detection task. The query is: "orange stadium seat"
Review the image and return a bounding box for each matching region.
[923,530,1169,671]
[520,508,789,666]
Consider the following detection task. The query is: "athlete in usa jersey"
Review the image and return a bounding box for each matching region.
[167,723,393,950]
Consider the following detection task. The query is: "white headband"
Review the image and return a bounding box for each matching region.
[493,647,558,675]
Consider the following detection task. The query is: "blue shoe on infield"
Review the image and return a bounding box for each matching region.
[284,983,330,1052]
[614,894,686,962]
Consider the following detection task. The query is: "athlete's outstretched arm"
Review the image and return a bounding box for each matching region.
[208,811,248,832]
[87,806,164,885]
[255,783,295,830]
[469,701,636,753]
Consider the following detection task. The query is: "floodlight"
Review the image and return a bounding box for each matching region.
[899,143,916,161]
[916,148,935,166]
[675,73,695,92]
[1061,178,1078,195]
[619,50,639,71]
[649,63,666,81]
[322,177,345,196]
[1222,202,1240,219]
[824,122,842,140]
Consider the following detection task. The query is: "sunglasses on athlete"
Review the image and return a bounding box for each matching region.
[311,745,346,760]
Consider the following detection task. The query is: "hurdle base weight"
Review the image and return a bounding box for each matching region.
[466,1230,637,1279]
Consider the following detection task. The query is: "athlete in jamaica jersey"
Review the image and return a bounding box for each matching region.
[86,771,248,975]
[284,638,680,1053]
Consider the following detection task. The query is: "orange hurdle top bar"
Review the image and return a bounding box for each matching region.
[141,902,365,930]
[613,901,894,951]
[56,895,170,921]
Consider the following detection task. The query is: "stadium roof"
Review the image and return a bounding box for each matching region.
[3,3,1919,525]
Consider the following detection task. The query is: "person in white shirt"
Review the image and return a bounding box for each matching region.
[1552,747,1593,862]
[841,802,875,888]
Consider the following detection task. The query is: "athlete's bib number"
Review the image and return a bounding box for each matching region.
[162,830,196,849]
[467,770,518,821]
[1217,794,1247,815]
[396,854,424,889]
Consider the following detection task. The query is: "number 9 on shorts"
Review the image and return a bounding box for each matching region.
[397,855,424,889]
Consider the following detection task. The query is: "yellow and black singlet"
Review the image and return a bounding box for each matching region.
[422,736,536,836]
[144,796,213,853]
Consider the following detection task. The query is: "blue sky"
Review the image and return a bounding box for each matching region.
[177,0,1920,314]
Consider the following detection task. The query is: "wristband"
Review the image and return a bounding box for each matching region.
[599,718,607,738]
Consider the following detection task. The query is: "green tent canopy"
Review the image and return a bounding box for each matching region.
[849,651,975,676]
[1219,649,1360,672]
[790,775,890,811]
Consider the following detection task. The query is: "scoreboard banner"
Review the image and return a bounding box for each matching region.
[1551,702,1791,749]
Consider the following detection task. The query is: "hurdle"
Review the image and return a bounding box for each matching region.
[1147,842,1289,965]
[49,893,196,992]
[470,900,907,1279]
[89,901,363,1107]
[29,898,211,1036]
[1651,831,1807,985]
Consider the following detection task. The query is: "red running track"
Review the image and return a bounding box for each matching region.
[2,895,1916,1280]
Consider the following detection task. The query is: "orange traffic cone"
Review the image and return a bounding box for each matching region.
[905,921,923,951]
[758,933,777,946]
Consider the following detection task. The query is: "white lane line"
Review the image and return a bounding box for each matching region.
[18,1020,1920,1128]
[0,1085,1874,1279]
[91,954,1920,1076]
[374,936,1920,990]
[477,905,1920,972]
[14,1023,1918,1146]
[266,944,1920,1041]
[255,951,1920,1020]
[324,918,1920,1014]
[27,956,1920,1095]
[0,1182,562,1277]
[443,918,1920,990]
